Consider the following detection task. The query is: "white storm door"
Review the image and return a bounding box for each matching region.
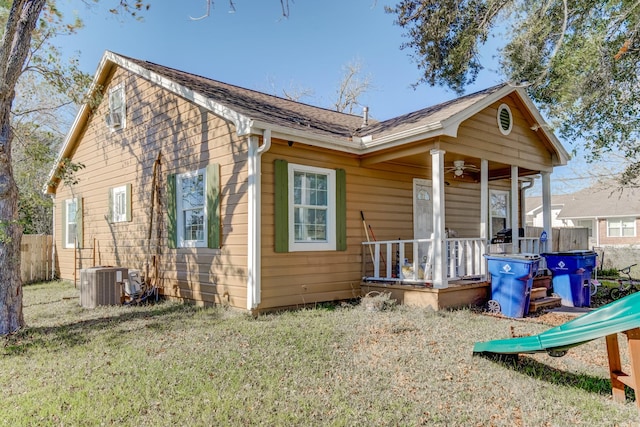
[413,179,433,273]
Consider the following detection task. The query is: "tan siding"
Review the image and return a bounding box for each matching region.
[54,67,248,307]
[261,142,420,310]
[442,97,555,170]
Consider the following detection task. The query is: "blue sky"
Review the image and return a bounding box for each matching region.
[54,0,597,193]
[56,0,505,120]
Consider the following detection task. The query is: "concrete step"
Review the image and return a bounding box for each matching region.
[529,296,562,313]
[530,287,548,301]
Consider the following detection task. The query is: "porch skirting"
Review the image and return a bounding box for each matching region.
[361,280,490,311]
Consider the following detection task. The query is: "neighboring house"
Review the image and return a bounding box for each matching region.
[45,51,569,312]
[526,185,640,247]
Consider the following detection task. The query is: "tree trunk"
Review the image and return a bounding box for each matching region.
[0,97,23,334]
[0,0,48,334]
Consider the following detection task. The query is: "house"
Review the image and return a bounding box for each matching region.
[526,185,640,269]
[45,51,569,312]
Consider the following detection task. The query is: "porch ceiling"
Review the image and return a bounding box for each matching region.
[378,151,540,182]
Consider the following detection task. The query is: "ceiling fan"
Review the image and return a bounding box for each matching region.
[445,160,480,177]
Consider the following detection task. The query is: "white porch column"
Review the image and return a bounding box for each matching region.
[430,149,447,288]
[541,171,552,253]
[480,159,488,276]
[511,165,519,253]
[480,159,489,241]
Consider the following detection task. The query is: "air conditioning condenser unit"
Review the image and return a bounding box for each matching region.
[80,267,128,309]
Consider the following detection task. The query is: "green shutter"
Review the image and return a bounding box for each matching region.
[206,163,220,249]
[107,187,114,223]
[336,169,347,251]
[61,199,67,247]
[76,197,83,248]
[274,159,289,253]
[125,183,132,222]
[167,174,177,249]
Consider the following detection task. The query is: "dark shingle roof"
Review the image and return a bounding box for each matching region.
[123,55,508,142]
[124,56,372,140]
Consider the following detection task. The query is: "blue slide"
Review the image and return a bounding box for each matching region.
[473,291,640,356]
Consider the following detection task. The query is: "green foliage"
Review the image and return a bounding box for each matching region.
[386,0,640,185]
[49,157,85,188]
[386,0,511,93]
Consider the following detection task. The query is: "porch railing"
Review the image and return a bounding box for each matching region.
[362,238,488,285]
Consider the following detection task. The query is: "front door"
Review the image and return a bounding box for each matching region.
[413,178,433,277]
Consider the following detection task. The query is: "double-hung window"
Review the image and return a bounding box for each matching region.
[63,197,82,249]
[607,217,636,237]
[274,160,346,253]
[177,169,207,247]
[106,83,126,130]
[290,164,336,251]
[167,164,220,249]
[109,184,131,223]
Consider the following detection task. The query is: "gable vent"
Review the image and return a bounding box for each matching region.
[497,104,513,135]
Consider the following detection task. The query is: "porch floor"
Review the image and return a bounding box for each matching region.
[361,279,490,311]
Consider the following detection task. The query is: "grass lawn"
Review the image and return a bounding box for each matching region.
[1,281,639,426]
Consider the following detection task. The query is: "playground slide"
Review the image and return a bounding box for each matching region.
[473,291,640,356]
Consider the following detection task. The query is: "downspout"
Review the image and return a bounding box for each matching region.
[247,129,271,311]
[519,177,535,230]
[51,195,56,280]
[519,177,535,253]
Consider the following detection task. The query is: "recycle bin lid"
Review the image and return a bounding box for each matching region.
[484,253,540,260]
[541,250,596,257]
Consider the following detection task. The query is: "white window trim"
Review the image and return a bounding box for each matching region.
[106,83,126,131]
[489,189,510,238]
[497,103,513,135]
[607,217,636,237]
[176,168,207,248]
[111,185,128,223]
[287,163,336,252]
[64,198,78,249]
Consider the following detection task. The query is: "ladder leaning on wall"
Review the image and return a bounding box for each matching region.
[73,237,96,287]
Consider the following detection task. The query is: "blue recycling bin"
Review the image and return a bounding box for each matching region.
[541,251,597,307]
[484,254,540,318]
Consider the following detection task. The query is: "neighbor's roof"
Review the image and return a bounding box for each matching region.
[527,184,640,218]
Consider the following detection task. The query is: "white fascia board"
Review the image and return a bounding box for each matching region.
[249,120,362,154]
[513,87,571,165]
[108,52,253,135]
[43,54,115,194]
[438,85,515,138]
[357,122,444,154]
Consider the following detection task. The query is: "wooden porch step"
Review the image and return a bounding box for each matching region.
[530,287,548,301]
[529,296,562,312]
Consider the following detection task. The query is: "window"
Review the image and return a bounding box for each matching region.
[178,169,206,247]
[497,104,512,135]
[167,164,220,249]
[109,184,131,223]
[490,190,510,237]
[289,164,335,251]
[274,159,346,253]
[62,197,82,249]
[105,84,126,130]
[607,217,636,237]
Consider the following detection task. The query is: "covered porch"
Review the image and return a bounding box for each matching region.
[359,149,559,310]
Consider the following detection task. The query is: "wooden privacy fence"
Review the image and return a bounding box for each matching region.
[526,227,589,251]
[21,235,53,283]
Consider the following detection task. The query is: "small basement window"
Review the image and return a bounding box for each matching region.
[497,104,512,135]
